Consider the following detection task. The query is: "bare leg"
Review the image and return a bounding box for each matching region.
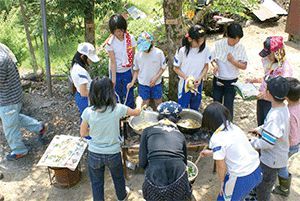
[154,99,163,110]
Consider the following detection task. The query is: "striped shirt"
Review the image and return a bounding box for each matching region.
[0,43,22,106]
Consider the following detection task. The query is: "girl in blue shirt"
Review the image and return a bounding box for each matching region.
[80,77,142,201]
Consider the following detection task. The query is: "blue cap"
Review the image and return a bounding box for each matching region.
[137,32,154,52]
[157,101,182,117]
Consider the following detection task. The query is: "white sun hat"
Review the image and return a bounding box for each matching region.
[77,42,100,63]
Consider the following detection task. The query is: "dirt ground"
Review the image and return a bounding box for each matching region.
[0,18,300,201]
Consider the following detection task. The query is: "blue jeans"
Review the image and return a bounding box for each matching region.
[213,76,237,118]
[115,70,134,108]
[278,144,299,179]
[0,103,42,154]
[88,151,126,201]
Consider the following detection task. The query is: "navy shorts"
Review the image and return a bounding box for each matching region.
[138,83,163,100]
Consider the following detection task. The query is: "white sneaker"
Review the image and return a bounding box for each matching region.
[119,186,130,201]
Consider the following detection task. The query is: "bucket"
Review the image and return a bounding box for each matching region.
[49,166,81,188]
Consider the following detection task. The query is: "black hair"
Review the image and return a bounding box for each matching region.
[181,24,206,56]
[109,14,127,34]
[202,102,232,132]
[227,23,243,39]
[71,52,89,69]
[89,77,116,112]
[157,114,180,124]
[286,77,300,102]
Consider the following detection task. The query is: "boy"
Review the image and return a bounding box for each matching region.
[273,77,300,197]
[127,32,166,109]
[250,76,290,201]
[212,23,248,118]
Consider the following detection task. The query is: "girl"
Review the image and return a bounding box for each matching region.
[200,102,262,201]
[80,77,142,201]
[247,36,293,126]
[212,23,248,118]
[105,14,136,108]
[70,42,99,116]
[139,101,192,201]
[173,24,211,111]
[127,31,167,109]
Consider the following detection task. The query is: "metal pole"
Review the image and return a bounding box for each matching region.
[41,0,53,96]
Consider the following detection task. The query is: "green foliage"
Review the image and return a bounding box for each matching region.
[0,8,27,65]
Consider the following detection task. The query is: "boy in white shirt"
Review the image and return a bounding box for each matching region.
[127,32,166,108]
[250,76,290,201]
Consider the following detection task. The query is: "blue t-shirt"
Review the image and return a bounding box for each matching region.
[81,103,128,154]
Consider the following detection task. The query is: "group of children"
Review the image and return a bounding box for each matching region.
[69,13,300,201]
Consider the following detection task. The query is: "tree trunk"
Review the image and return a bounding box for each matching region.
[19,0,38,74]
[163,0,184,101]
[84,0,95,46]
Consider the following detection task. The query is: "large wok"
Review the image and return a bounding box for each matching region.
[128,110,159,135]
[177,109,202,134]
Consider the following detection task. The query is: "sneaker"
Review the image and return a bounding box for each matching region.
[39,123,48,137]
[6,152,28,161]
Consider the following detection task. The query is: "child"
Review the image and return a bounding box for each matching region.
[127,31,166,109]
[273,77,300,197]
[70,42,99,115]
[212,23,248,118]
[247,36,293,126]
[250,76,290,201]
[200,102,262,201]
[173,24,211,110]
[105,14,136,108]
[80,77,142,201]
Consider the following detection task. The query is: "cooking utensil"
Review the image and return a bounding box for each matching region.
[194,145,208,165]
[177,109,202,134]
[128,110,159,135]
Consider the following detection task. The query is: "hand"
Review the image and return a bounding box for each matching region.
[135,96,143,109]
[248,129,261,137]
[194,79,201,88]
[112,78,116,88]
[200,149,213,157]
[219,182,224,196]
[257,92,265,99]
[127,82,134,90]
[149,77,157,87]
[245,78,253,83]
[213,66,219,75]
[227,53,235,63]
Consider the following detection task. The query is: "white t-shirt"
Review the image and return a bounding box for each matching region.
[209,123,260,177]
[105,34,137,73]
[133,47,167,86]
[173,46,211,80]
[251,106,290,168]
[213,38,248,80]
[70,63,92,93]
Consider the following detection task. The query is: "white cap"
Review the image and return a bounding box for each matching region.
[77,42,100,63]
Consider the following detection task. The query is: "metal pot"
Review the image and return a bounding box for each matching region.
[177,109,202,134]
[128,110,159,135]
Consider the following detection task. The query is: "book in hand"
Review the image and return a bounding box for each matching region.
[232,82,259,101]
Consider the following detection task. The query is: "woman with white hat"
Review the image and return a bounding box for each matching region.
[70,42,100,116]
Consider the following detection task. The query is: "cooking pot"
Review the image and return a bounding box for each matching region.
[177,109,202,134]
[128,110,159,135]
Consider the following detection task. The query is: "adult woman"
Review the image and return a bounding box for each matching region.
[139,101,192,201]
[200,102,262,201]
[70,42,99,116]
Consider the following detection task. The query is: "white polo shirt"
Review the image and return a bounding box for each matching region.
[105,34,137,73]
[70,63,92,93]
[133,47,166,86]
[209,123,260,177]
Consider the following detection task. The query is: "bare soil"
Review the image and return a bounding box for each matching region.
[0,18,300,201]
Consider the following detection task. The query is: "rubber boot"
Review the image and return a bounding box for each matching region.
[272,173,292,197]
